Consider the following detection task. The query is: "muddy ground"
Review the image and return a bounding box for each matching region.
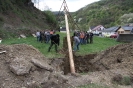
[0,43,133,88]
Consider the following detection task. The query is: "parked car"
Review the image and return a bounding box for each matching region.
[103,33,111,37]
[110,33,117,38]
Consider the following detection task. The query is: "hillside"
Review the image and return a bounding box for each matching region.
[72,0,133,29]
[0,0,57,38]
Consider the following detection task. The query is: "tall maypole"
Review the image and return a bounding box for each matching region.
[63,0,75,73]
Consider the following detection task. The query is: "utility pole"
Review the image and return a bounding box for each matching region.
[63,1,75,73]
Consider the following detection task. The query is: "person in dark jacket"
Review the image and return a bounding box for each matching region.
[48,34,60,53]
[90,32,93,43]
[86,32,90,43]
[40,31,45,43]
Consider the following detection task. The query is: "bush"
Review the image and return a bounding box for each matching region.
[112,74,132,85]
[121,76,131,85]
[43,10,58,27]
[0,16,4,22]
[120,13,133,24]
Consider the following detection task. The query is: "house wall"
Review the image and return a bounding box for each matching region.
[117,28,125,34]
[116,34,133,42]
[124,30,130,34]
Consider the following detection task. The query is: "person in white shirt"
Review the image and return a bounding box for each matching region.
[36,30,40,42]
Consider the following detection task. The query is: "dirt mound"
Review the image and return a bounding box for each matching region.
[72,43,133,73]
[0,44,51,88]
[0,43,133,88]
[65,42,133,88]
[0,44,91,88]
[91,43,133,71]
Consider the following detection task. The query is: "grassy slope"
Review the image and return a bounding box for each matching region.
[1,32,122,58]
[0,0,54,39]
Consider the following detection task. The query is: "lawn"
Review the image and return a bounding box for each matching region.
[1,32,122,58]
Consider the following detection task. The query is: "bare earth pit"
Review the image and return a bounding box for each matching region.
[0,43,133,88]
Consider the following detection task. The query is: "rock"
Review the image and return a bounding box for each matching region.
[40,71,51,84]
[32,34,36,37]
[10,57,32,75]
[21,87,26,88]
[20,34,26,38]
[27,81,39,88]
[31,59,53,72]
[0,50,6,54]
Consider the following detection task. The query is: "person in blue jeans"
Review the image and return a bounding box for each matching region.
[45,31,50,43]
[73,33,80,51]
[36,30,40,42]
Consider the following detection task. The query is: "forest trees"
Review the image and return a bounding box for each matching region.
[44,10,58,29]
[73,0,133,29]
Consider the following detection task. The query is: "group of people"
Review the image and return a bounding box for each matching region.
[36,30,93,53]
[36,30,55,43]
[73,31,93,51]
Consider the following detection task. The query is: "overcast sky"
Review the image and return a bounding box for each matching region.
[32,0,100,12]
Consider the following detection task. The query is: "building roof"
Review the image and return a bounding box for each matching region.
[92,25,103,31]
[102,26,120,32]
[121,26,133,31]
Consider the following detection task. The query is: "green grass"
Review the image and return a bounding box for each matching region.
[1,32,122,58]
[112,76,132,85]
[75,36,122,56]
[121,76,131,85]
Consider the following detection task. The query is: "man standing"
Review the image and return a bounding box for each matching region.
[73,33,80,51]
[86,31,90,44]
[45,30,50,44]
[36,30,40,42]
[90,32,93,43]
[48,34,60,53]
[79,31,84,44]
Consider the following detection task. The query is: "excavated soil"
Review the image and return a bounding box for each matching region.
[0,43,133,88]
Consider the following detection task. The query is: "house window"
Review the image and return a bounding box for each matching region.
[121,31,124,34]
[118,31,124,34]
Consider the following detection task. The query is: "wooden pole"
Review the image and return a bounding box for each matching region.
[64,7,75,73]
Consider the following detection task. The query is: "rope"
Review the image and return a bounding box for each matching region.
[44,0,82,54]
[45,0,81,31]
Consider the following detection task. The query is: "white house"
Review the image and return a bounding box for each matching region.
[90,25,105,35]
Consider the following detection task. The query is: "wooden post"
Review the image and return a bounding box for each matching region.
[64,7,75,73]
